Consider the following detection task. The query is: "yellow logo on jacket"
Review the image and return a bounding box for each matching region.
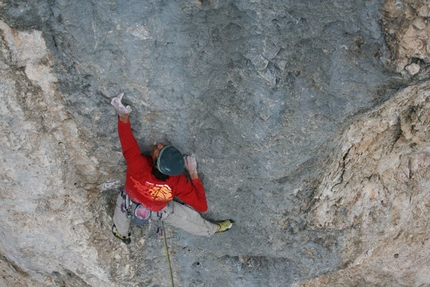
[131,178,173,202]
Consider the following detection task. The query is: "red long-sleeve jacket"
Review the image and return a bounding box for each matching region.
[118,119,208,212]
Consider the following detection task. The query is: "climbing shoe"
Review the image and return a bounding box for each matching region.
[216,220,233,233]
[111,224,131,244]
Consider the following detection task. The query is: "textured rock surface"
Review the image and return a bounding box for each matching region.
[0,19,105,286]
[0,0,429,286]
[296,80,430,287]
[382,0,430,75]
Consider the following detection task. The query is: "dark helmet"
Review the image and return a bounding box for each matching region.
[156,145,184,176]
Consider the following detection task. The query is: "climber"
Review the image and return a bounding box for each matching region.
[110,92,233,244]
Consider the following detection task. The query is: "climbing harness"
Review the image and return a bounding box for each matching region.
[121,189,152,227]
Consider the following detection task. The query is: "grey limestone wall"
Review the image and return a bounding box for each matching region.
[1,0,428,286]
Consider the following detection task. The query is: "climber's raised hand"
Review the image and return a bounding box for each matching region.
[111,92,132,115]
[184,155,198,179]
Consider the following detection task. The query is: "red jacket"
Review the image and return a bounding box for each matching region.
[118,119,208,212]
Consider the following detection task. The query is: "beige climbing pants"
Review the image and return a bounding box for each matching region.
[113,192,218,237]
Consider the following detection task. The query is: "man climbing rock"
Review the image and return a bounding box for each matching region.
[110,92,233,244]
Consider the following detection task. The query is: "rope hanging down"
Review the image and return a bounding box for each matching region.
[161,221,175,287]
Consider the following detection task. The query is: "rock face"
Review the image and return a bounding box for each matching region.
[0,0,429,286]
[296,80,430,287]
[382,0,430,76]
[0,19,103,286]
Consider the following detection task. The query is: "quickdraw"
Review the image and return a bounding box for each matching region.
[156,211,163,237]
[120,189,133,218]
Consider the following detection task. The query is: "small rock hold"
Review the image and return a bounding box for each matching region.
[417,5,430,17]
[405,63,420,75]
[411,18,426,30]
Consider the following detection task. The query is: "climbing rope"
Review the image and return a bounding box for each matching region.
[161,221,175,287]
